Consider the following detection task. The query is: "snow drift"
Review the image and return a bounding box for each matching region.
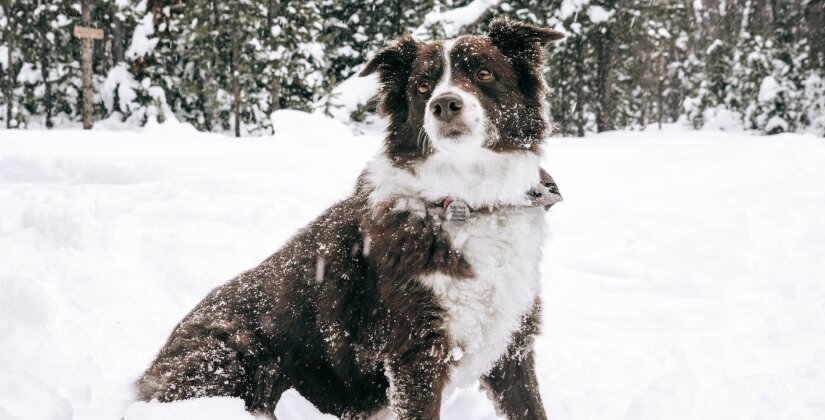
[1,112,825,419]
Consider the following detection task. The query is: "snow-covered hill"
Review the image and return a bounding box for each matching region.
[1,113,824,419]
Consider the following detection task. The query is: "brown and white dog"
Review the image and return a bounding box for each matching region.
[137,18,564,420]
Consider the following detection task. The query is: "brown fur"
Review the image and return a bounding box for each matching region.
[137,18,563,419]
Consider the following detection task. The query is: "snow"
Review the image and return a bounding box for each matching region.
[758,75,781,103]
[271,109,356,141]
[586,5,614,23]
[1,114,825,419]
[560,0,589,21]
[706,38,724,55]
[298,41,327,64]
[125,13,159,60]
[414,0,501,39]
[0,372,73,420]
[802,74,825,136]
[0,45,8,69]
[313,73,379,122]
[16,62,42,85]
[123,397,255,420]
[697,105,745,132]
[274,389,338,420]
[765,115,789,133]
[100,63,140,114]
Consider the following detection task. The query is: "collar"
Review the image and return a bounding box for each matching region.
[435,167,563,220]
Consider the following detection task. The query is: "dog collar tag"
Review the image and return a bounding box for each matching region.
[445,200,470,225]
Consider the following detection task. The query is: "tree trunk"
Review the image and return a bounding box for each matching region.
[40,46,53,128]
[671,43,683,122]
[271,78,281,114]
[3,0,14,128]
[81,0,94,129]
[112,18,124,65]
[267,0,280,115]
[556,55,567,136]
[806,1,825,69]
[231,6,241,138]
[233,76,241,137]
[595,24,618,133]
[656,44,667,130]
[574,36,585,137]
[38,15,53,128]
[657,52,665,130]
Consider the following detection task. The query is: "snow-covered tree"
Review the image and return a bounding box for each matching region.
[12,0,82,128]
[0,0,22,128]
[121,0,327,136]
[2,0,822,136]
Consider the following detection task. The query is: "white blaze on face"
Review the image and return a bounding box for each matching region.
[423,38,489,153]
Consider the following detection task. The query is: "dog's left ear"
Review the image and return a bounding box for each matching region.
[488,18,565,65]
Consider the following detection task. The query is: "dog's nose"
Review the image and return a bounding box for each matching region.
[430,93,463,122]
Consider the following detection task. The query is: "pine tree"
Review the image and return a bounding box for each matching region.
[2,0,822,136]
[264,0,326,112]
[13,0,83,128]
[0,0,21,128]
[120,2,173,126]
[122,0,328,136]
[315,0,439,119]
[97,0,141,121]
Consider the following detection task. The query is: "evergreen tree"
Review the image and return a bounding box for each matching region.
[123,0,327,136]
[315,0,442,119]
[97,0,141,120]
[0,0,22,128]
[13,0,83,128]
[2,0,823,136]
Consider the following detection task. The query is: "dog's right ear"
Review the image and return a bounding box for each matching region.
[359,35,418,117]
[359,35,418,82]
[488,18,564,66]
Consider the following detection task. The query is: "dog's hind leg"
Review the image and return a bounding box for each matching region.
[136,319,256,404]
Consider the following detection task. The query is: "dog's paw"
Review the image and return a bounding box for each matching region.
[392,196,428,219]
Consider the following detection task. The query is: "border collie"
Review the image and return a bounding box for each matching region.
[137,18,564,419]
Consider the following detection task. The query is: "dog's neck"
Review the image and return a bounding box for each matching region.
[364,147,560,210]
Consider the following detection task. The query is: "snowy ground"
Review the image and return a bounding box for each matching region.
[1,112,824,420]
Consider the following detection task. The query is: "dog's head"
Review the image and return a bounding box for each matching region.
[360,18,564,165]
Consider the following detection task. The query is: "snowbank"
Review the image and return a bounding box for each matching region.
[274,389,338,420]
[1,120,824,419]
[123,397,254,420]
[0,372,73,420]
[272,109,357,142]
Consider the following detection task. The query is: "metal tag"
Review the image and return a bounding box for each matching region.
[445,200,470,225]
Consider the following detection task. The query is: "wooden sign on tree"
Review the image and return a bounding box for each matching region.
[74,0,102,129]
[73,26,103,40]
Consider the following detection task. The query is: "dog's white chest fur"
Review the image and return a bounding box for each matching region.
[366,148,547,391]
[422,207,545,390]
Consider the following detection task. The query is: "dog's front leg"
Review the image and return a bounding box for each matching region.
[365,198,466,418]
[383,322,451,420]
[483,347,547,420]
[378,278,451,419]
[482,301,548,420]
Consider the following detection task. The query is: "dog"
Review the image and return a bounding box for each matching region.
[136,18,564,419]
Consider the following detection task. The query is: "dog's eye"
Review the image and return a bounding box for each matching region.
[417,81,431,94]
[477,69,492,81]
